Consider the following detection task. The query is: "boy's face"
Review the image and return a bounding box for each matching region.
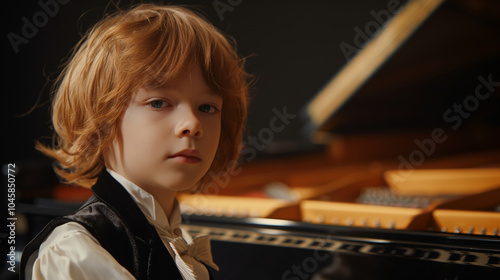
[105,63,222,197]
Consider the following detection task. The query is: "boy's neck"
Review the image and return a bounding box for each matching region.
[154,191,177,219]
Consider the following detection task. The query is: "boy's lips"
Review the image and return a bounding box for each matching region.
[168,149,202,163]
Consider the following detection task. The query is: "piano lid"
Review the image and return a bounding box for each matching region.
[303,0,500,143]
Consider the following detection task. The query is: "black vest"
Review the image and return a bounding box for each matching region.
[20,171,187,280]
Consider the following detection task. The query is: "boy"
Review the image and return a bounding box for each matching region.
[20,4,250,280]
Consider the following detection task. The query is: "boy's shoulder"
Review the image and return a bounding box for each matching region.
[39,221,99,250]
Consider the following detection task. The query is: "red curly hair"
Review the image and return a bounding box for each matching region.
[37,4,251,188]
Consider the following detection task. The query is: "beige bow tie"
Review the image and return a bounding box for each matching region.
[169,235,220,280]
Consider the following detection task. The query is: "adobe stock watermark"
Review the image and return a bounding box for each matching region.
[212,0,243,21]
[206,106,297,195]
[7,0,70,54]
[280,234,500,279]
[339,0,403,61]
[281,237,332,280]
[395,73,499,182]
[184,106,297,214]
[6,163,18,273]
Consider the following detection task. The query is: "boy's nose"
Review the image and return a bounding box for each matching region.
[175,108,202,138]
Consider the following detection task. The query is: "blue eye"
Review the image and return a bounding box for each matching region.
[149,100,167,109]
[199,104,217,114]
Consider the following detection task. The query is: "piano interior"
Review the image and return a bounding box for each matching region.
[178,1,500,278]
[10,0,500,279]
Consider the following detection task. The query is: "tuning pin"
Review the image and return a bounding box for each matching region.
[238,209,248,218]
[360,217,367,227]
[263,182,297,201]
[388,220,395,229]
[205,209,214,216]
[480,227,486,235]
[195,208,205,216]
[468,226,474,234]
[228,209,238,217]
[182,205,193,215]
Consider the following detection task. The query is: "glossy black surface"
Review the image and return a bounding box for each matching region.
[183,215,500,280]
[183,214,500,251]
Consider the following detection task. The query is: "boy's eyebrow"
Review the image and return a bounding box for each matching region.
[139,85,221,99]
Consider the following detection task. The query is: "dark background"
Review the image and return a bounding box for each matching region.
[3,0,409,165]
[2,0,499,165]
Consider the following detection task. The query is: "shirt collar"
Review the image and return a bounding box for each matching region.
[106,169,182,233]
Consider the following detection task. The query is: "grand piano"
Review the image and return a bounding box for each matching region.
[168,0,500,278]
[8,0,500,279]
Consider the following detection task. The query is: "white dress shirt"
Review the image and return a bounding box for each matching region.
[27,170,217,280]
